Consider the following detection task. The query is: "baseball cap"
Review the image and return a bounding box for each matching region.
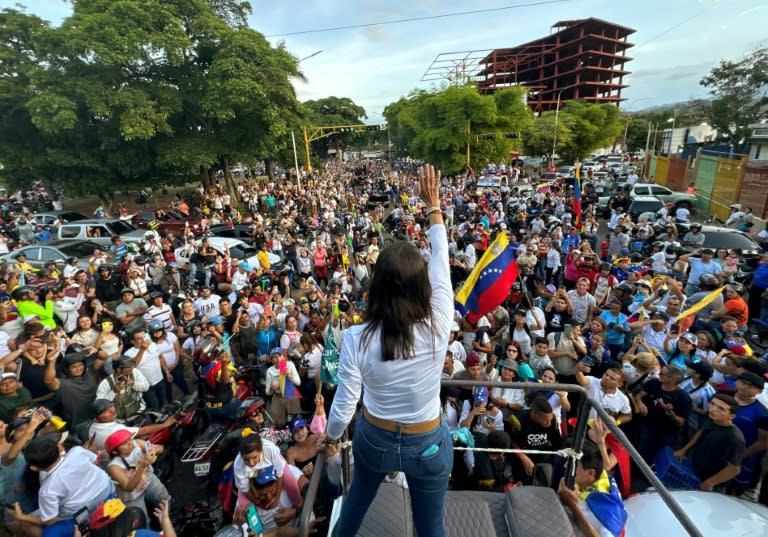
[472,386,489,405]
[89,499,127,531]
[91,398,114,417]
[0,372,18,382]
[476,316,491,328]
[450,321,461,332]
[465,353,481,367]
[120,287,134,295]
[700,248,715,255]
[105,429,135,453]
[290,418,308,434]
[684,358,713,380]
[270,347,283,356]
[679,332,698,346]
[501,359,519,373]
[254,465,278,485]
[738,371,766,390]
[650,311,669,322]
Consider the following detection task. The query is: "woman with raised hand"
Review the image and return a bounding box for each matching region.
[326,164,454,537]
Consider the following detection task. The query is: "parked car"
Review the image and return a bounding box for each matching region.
[0,240,102,272]
[34,211,88,229]
[57,219,146,246]
[628,196,665,222]
[557,166,575,176]
[627,184,696,210]
[208,224,258,244]
[131,209,201,235]
[675,223,763,273]
[598,184,697,214]
[173,237,280,273]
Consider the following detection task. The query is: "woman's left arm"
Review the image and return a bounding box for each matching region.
[326,330,363,440]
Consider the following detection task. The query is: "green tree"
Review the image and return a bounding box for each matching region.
[303,96,367,160]
[622,116,651,154]
[700,45,768,147]
[383,85,533,174]
[0,0,304,204]
[522,112,572,160]
[557,101,623,161]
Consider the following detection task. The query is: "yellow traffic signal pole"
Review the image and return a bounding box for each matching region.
[303,127,313,173]
[303,124,387,174]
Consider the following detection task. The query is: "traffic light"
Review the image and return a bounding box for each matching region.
[364,125,387,131]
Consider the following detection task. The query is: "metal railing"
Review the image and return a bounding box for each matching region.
[299,379,705,537]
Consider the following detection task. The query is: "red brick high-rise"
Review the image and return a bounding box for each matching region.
[477,18,635,113]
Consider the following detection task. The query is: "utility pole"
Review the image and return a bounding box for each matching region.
[303,127,312,174]
[291,131,301,189]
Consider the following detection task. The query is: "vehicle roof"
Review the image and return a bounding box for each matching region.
[629,196,663,202]
[35,210,87,217]
[624,490,768,537]
[45,239,104,249]
[60,218,125,224]
[199,236,250,248]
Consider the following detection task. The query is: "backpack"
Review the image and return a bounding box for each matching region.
[106,374,143,419]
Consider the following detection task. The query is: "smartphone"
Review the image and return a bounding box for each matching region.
[563,324,573,338]
[485,416,495,425]
[580,355,596,367]
[74,507,90,535]
[144,440,152,454]
[245,504,263,534]
[670,323,680,333]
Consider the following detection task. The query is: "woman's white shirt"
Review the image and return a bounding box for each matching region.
[327,224,453,439]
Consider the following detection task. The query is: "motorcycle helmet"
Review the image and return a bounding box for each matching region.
[600,262,612,271]
[698,273,718,287]
[187,319,202,332]
[147,319,164,334]
[194,336,220,365]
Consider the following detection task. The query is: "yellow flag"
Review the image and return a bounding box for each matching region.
[675,286,725,321]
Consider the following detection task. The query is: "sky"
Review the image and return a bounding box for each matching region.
[5,0,768,122]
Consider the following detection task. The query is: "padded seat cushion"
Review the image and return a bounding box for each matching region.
[505,486,576,537]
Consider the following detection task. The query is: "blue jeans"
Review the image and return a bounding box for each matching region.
[335,414,452,537]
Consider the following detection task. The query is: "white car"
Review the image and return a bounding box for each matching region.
[624,490,768,537]
[173,237,281,272]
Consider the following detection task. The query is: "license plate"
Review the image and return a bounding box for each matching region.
[194,462,210,476]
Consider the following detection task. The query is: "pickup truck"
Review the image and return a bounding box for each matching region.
[597,184,697,215]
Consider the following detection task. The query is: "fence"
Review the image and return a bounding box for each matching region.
[648,155,689,192]
[647,150,749,220]
[740,161,768,219]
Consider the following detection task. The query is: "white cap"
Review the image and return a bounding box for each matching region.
[451,321,460,332]
[476,316,491,328]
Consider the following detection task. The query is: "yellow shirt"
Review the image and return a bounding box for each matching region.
[257,250,270,272]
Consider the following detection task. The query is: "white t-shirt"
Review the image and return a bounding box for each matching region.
[233,438,287,493]
[125,341,164,385]
[0,331,11,358]
[154,333,179,367]
[38,447,112,521]
[585,376,631,419]
[194,295,221,318]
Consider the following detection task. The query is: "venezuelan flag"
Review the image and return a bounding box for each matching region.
[278,358,302,399]
[455,232,519,324]
[573,165,583,229]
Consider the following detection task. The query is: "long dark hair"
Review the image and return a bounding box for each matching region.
[361,241,433,361]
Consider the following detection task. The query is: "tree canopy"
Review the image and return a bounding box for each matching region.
[0,0,305,202]
[522,101,623,162]
[700,44,768,147]
[383,85,533,174]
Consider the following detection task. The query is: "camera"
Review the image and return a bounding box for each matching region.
[116,375,127,384]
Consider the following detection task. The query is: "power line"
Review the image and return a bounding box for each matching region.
[633,8,710,50]
[265,0,569,38]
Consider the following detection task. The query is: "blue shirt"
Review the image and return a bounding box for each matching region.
[753,261,768,289]
[600,310,629,346]
[688,257,722,286]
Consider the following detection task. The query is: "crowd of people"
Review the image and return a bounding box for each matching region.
[0,155,766,537]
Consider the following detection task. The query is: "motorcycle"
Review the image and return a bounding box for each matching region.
[180,365,264,480]
[124,394,198,482]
